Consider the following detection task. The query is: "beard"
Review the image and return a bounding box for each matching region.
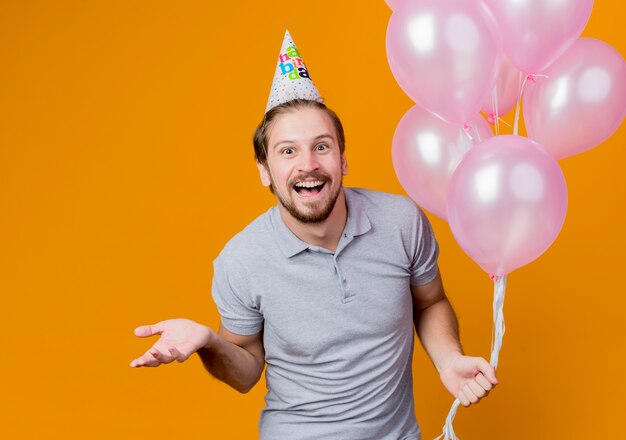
[272,171,343,224]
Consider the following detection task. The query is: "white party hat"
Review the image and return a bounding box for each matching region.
[265,30,323,113]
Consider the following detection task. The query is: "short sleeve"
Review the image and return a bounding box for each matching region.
[410,206,439,286]
[211,254,263,335]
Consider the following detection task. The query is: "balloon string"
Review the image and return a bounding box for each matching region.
[513,72,528,136]
[463,122,484,143]
[512,73,548,136]
[474,125,483,143]
[492,86,500,136]
[488,116,512,128]
[434,399,461,440]
[435,275,507,440]
[463,123,473,142]
[497,117,512,128]
[490,275,507,369]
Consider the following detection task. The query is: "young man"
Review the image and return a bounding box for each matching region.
[131,32,497,440]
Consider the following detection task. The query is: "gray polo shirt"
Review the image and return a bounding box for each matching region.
[212,188,439,440]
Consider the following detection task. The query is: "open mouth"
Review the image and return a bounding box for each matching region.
[293,180,326,197]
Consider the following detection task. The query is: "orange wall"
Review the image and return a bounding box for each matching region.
[1,1,624,438]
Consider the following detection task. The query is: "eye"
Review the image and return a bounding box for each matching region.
[282,147,295,155]
[316,144,328,151]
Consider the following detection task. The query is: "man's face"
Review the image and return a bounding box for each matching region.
[258,107,348,224]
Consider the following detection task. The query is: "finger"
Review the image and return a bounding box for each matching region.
[168,346,186,363]
[130,353,149,368]
[150,348,174,364]
[462,385,479,405]
[130,351,160,368]
[475,358,498,385]
[467,379,488,399]
[475,373,494,392]
[134,324,163,338]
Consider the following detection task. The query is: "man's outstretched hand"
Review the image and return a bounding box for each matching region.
[130,319,213,368]
[439,353,498,407]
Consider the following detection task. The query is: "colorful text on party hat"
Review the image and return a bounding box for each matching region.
[278,45,311,81]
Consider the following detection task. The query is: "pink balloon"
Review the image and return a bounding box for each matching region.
[481,55,522,121]
[393,105,493,220]
[446,135,567,276]
[386,0,501,124]
[384,0,400,10]
[524,38,626,160]
[483,0,593,74]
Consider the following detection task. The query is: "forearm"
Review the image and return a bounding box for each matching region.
[414,296,464,372]
[198,335,264,394]
[411,278,497,405]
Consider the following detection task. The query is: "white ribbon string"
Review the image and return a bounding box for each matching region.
[463,123,483,143]
[463,125,474,142]
[496,117,512,128]
[512,73,548,136]
[435,276,508,440]
[513,72,526,136]
[434,399,461,440]
[490,276,507,369]
[492,86,500,136]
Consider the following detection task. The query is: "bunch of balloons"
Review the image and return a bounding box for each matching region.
[387,0,625,278]
[385,1,625,438]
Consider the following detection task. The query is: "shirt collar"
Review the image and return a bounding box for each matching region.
[269,206,310,258]
[343,187,372,239]
[270,187,372,258]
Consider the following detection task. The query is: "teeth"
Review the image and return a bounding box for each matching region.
[295,181,324,188]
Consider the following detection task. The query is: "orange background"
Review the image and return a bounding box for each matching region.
[1,1,625,438]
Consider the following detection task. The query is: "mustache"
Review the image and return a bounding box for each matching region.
[289,171,331,187]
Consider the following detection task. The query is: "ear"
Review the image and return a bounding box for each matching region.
[256,161,272,187]
[341,154,349,176]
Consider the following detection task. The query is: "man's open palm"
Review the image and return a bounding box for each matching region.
[130,319,212,368]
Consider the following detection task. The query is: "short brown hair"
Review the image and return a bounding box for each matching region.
[253,99,346,165]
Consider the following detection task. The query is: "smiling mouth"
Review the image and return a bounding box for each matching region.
[293,180,326,197]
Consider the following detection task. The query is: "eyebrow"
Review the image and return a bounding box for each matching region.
[271,134,335,150]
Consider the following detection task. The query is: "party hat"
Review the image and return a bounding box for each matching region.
[265,30,323,113]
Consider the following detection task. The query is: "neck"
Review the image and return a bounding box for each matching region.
[278,189,347,253]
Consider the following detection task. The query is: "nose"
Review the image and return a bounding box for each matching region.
[297,149,320,172]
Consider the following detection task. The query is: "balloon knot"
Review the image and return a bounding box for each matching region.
[526,74,536,83]
[489,274,499,281]
[463,123,472,133]
[486,116,495,125]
